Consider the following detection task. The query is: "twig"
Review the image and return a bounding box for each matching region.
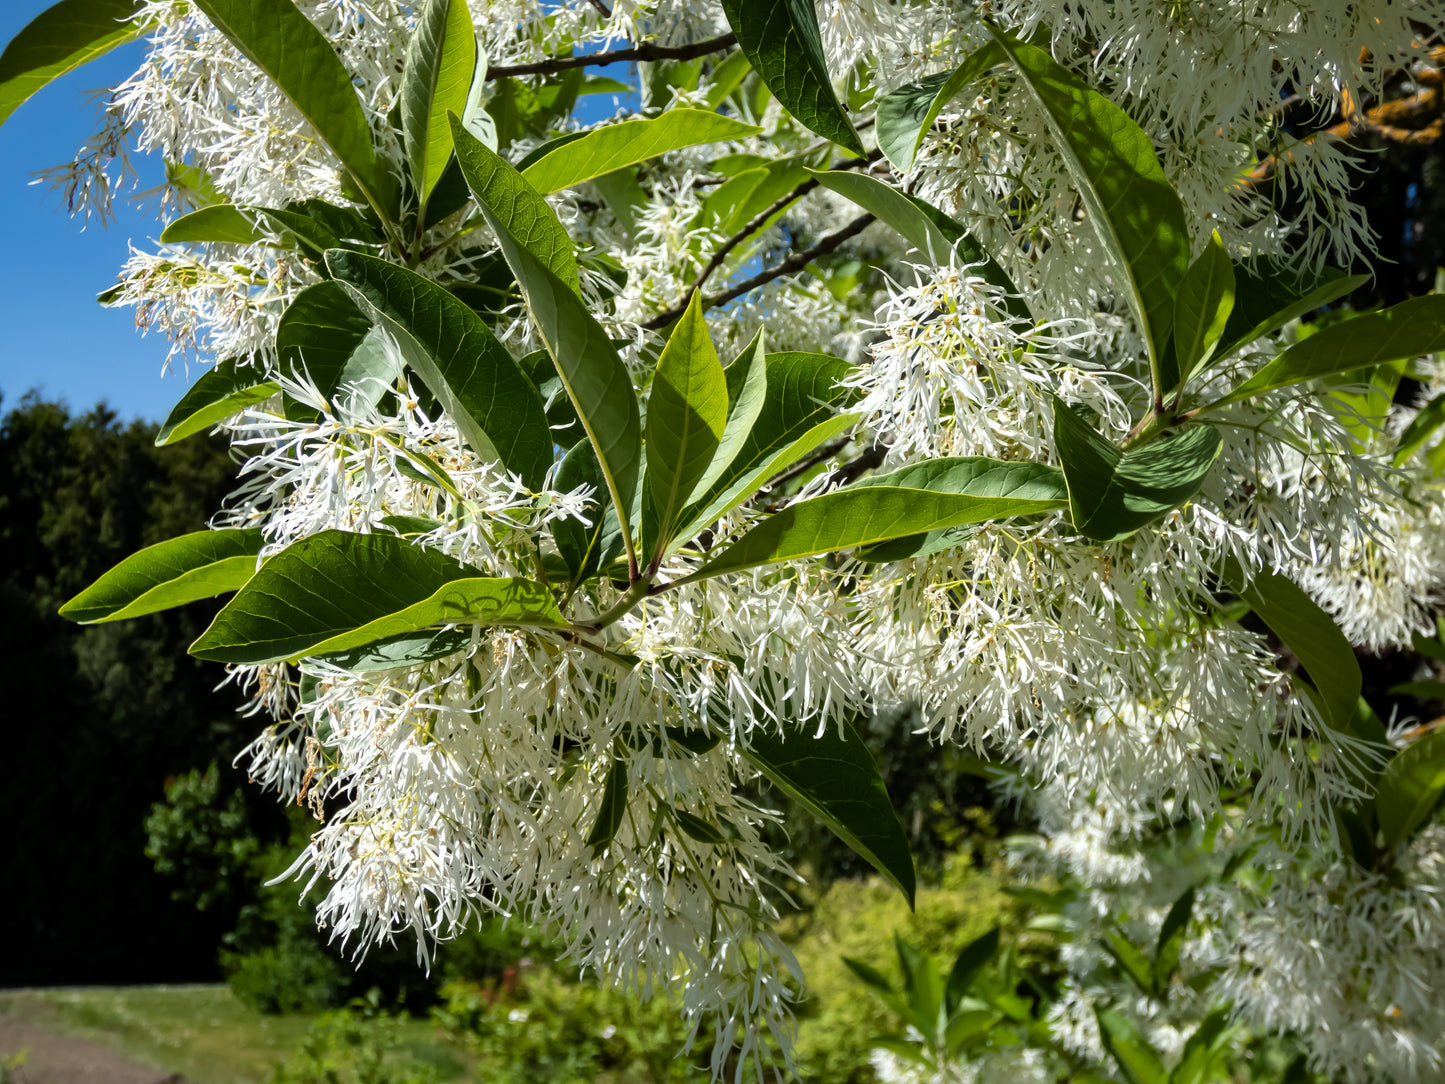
[486,32,737,80]
[585,0,613,17]
[640,213,876,331]
[767,436,854,488]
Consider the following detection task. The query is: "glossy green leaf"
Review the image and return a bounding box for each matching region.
[1052,398,1221,541]
[645,293,729,553]
[155,359,278,445]
[1213,258,1366,362]
[0,0,140,128]
[944,928,998,1015]
[875,42,1004,171]
[521,108,760,194]
[719,0,863,155]
[193,0,390,212]
[1169,1006,1234,1084]
[60,529,263,624]
[1393,392,1445,466]
[551,440,619,584]
[586,759,630,852]
[449,115,579,294]
[742,719,915,906]
[677,351,855,541]
[190,530,561,664]
[1096,1008,1167,1084]
[318,628,471,672]
[1377,729,1445,850]
[672,806,727,845]
[1236,567,1361,733]
[1103,931,1155,997]
[458,123,643,564]
[703,47,753,109]
[159,204,264,246]
[807,170,1026,317]
[1154,886,1194,994]
[326,249,553,489]
[842,956,894,995]
[689,328,769,504]
[1173,232,1235,383]
[693,460,1070,580]
[260,199,380,262]
[989,27,1189,386]
[401,0,477,203]
[275,280,375,420]
[1217,296,1445,407]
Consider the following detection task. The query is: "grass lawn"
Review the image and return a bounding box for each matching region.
[0,985,469,1084]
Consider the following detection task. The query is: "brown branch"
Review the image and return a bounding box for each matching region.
[486,32,736,80]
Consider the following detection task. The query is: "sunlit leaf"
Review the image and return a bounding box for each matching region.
[0,0,141,128]
[155,359,278,446]
[61,529,263,624]
[875,42,1003,171]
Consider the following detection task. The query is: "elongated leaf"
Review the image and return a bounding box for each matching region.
[276,280,376,419]
[551,440,619,583]
[449,115,579,293]
[1095,1009,1167,1084]
[521,108,760,194]
[1218,296,1445,407]
[586,758,630,852]
[1103,931,1155,996]
[1173,232,1235,383]
[677,351,855,541]
[156,359,278,445]
[672,806,727,845]
[1393,392,1445,466]
[690,329,769,503]
[1053,398,1221,541]
[318,628,470,671]
[327,249,553,489]
[646,293,729,553]
[1237,567,1361,733]
[989,27,1189,385]
[194,0,390,211]
[1154,886,1194,994]
[742,718,915,905]
[457,124,642,560]
[1389,679,1445,701]
[944,928,999,1014]
[1377,730,1445,850]
[60,529,263,623]
[693,470,1068,580]
[842,956,894,995]
[190,530,561,664]
[1214,259,1366,362]
[401,0,476,204]
[159,204,264,246]
[875,42,1004,171]
[720,0,863,155]
[0,0,140,128]
[1170,1006,1234,1084]
[808,170,1026,317]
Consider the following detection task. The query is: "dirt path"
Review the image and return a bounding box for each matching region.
[0,1012,185,1084]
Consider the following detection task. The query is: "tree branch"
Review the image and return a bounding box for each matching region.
[486,32,737,80]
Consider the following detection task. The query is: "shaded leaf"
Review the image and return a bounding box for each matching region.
[1393,392,1445,466]
[275,280,375,420]
[1096,1008,1167,1084]
[1213,258,1366,362]
[1377,730,1445,850]
[944,928,999,1015]
[1154,886,1194,994]
[551,440,620,584]
[0,0,140,128]
[1103,931,1155,997]
[317,628,471,672]
[672,806,727,845]
[1173,232,1235,383]
[875,42,1004,171]
[586,759,630,852]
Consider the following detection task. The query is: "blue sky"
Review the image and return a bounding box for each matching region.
[0,3,183,422]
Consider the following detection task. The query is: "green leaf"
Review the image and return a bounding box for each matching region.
[1169,1006,1234,1084]
[449,115,579,294]
[1235,566,1361,733]
[326,249,553,489]
[1393,392,1445,466]
[851,458,1068,560]
[155,359,278,445]
[260,199,380,262]
[719,0,863,155]
[1213,258,1366,362]
[692,459,1069,580]
[944,929,999,1015]
[1172,232,1235,384]
[875,42,1004,171]
[703,47,753,109]
[1153,886,1194,995]
[458,122,643,566]
[317,628,471,672]
[401,0,477,204]
[672,806,727,845]
[1052,398,1221,541]
[275,281,375,419]
[1377,729,1445,850]
[1389,679,1445,701]
[551,440,619,584]
[190,530,561,664]
[685,329,770,513]
[677,351,855,542]
[60,529,263,624]
[807,170,1026,317]
[1095,1008,1167,1084]
[1217,296,1445,407]
[521,108,761,194]
[645,293,729,554]
[1103,931,1156,997]
[944,1010,1003,1056]
[0,0,141,128]
[586,759,630,852]
[193,0,391,213]
[988,27,1189,387]
[742,719,915,906]
[159,205,264,246]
